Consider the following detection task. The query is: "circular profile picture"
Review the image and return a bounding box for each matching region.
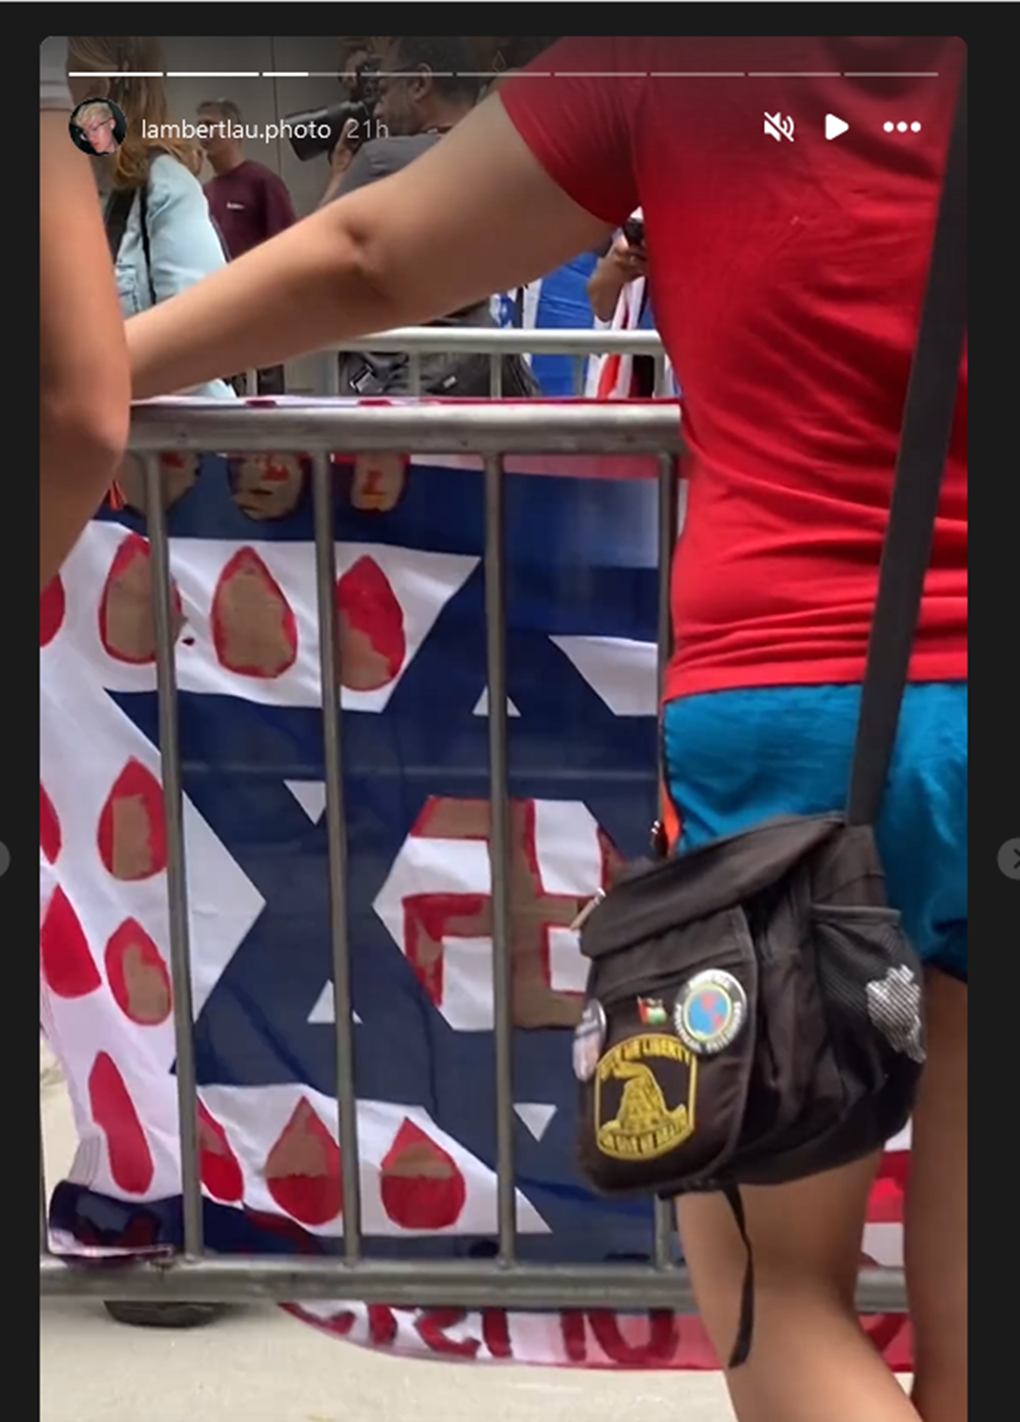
[69,98,127,156]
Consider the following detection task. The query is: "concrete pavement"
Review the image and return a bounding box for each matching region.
[40,1052,735,1422]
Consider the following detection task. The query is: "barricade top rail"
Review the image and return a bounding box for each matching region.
[128,399,683,456]
[332,326,665,356]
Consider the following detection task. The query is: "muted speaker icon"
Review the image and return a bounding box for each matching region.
[764,112,795,142]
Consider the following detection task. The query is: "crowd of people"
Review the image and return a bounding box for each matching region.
[41,33,966,1422]
[58,34,647,407]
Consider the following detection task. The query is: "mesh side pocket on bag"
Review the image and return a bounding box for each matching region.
[813,906,926,1081]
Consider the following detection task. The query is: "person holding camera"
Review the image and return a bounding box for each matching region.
[318,37,378,204]
[315,35,540,398]
[320,36,477,206]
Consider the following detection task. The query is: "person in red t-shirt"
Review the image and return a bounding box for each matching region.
[125,38,966,1421]
[198,98,297,393]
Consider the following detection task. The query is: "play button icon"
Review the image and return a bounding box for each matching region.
[825,114,850,140]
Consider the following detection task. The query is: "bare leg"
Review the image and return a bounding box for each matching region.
[906,969,968,1422]
[677,1155,919,1422]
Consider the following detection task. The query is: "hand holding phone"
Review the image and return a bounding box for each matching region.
[606,231,647,284]
[623,216,646,250]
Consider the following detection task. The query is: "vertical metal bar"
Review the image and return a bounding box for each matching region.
[656,454,679,684]
[310,452,363,1260]
[483,453,516,1263]
[654,351,677,662]
[652,1200,673,1268]
[40,1111,49,1255]
[489,353,503,399]
[244,369,258,396]
[653,426,681,1269]
[323,352,341,398]
[144,456,203,1257]
[573,355,584,396]
[409,353,423,397]
[653,351,668,398]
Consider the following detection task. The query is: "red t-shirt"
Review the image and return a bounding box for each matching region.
[500,37,967,700]
[204,160,296,260]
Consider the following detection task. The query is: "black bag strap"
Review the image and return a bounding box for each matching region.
[103,160,159,309]
[725,65,967,1377]
[137,182,159,308]
[846,64,968,825]
[103,187,135,265]
[723,1184,757,1370]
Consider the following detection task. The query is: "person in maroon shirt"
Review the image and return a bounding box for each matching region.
[197,98,296,392]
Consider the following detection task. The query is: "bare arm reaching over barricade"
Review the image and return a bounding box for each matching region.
[41,56,130,586]
[127,95,611,400]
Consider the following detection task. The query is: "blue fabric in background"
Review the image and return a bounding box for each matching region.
[497,254,600,396]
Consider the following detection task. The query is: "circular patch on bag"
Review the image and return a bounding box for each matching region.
[573,1000,607,1082]
[673,971,747,1055]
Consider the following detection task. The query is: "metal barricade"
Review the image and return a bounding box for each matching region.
[250,327,671,399]
[40,403,907,1316]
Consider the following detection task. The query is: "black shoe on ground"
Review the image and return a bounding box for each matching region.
[103,1301,226,1328]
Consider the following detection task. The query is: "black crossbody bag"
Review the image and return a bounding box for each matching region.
[572,66,966,1368]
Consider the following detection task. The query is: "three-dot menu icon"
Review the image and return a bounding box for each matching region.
[884,121,923,134]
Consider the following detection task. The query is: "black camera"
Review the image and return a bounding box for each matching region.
[285,62,381,162]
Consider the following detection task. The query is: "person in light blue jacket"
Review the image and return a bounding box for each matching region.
[107,153,235,400]
[68,36,236,402]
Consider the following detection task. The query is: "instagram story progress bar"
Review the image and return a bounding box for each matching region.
[69,70,941,81]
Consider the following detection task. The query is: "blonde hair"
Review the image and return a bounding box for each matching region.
[75,99,115,129]
[68,36,200,189]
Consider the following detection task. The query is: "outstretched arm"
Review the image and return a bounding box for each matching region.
[127,96,613,400]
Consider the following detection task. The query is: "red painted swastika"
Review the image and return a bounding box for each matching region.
[395,797,620,1029]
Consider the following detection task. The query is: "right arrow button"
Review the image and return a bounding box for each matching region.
[825,114,850,141]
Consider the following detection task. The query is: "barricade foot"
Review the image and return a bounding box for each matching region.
[103,1301,227,1329]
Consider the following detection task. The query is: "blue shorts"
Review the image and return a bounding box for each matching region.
[663,682,968,982]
